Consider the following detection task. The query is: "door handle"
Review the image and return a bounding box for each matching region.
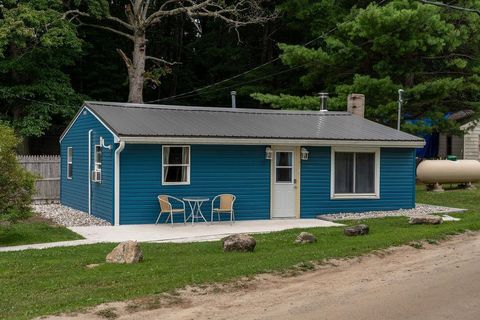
[294,178,297,184]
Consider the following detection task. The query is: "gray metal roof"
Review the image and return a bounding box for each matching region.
[84,101,423,144]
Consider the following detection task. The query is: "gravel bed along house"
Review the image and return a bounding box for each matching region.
[318,204,467,221]
[32,203,466,226]
[32,204,111,227]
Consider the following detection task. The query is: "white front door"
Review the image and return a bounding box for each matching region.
[272,148,297,218]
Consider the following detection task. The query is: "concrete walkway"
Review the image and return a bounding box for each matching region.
[0,219,343,252]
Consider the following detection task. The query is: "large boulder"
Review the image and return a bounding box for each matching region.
[222,234,256,252]
[295,232,317,244]
[344,224,369,236]
[106,241,144,264]
[409,215,443,225]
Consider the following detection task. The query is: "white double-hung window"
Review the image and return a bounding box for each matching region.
[331,147,380,199]
[162,146,190,185]
[91,145,102,183]
[67,147,73,179]
[94,145,102,172]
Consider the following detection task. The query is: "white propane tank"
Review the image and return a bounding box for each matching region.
[417,160,480,184]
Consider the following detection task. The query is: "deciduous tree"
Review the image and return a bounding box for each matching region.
[0,123,35,223]
[0,0,83,151]
[65,0,275,103]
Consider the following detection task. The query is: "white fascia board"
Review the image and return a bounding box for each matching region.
[119,136,425,148]
[59,104,120,143]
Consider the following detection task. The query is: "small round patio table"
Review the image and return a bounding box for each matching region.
[183,197,209,225]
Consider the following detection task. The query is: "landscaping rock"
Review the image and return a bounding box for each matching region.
[295,232,317,244]
[409,215,443,225]
[222,234,256,252]
[106,241,143,264]
[344,224,369,236]
[32,204,111,227]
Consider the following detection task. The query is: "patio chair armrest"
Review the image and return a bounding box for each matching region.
[211,194,221,205]
[168,196,186,209]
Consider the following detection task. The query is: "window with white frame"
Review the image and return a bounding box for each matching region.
[162,146,190,184]
[275,151,294,183]
[332,148,379,198]
[67,147,73,179]
[94,145,102,172]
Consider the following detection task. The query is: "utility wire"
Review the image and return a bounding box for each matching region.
[146,27,339,104]
[1,0,411,108]
[6,94,71,108]
[147,0,396,104]
[169,63,311,100]
[6,1,389,108]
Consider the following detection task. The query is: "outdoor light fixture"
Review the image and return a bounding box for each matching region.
[265,147,273,160]
[301,147,309,160]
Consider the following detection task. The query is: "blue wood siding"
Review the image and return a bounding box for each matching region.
[300,147,416,217]
[60,108,115,223]
[119,144,270,224]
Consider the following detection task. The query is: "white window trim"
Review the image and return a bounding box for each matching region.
[162,145,191,185]
[67,147,73,180]
[91,144,103,184]
[94,144,102,172]
[330,147,380,200]
[274,150,294,185]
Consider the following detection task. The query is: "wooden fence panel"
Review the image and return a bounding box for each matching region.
[17,155,60,201]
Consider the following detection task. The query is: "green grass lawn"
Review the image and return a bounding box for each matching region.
[416,184,480,210]
[1,187,480,319]
[0,218,83,247]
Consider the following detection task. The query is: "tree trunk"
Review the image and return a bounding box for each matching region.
[12,106,29,155]
[128,32,147,103]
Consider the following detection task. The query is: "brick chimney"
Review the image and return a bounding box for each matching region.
[347,93,365,118]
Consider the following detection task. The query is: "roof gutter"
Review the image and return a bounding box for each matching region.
[118,136,425,148]
[114,140,125,226]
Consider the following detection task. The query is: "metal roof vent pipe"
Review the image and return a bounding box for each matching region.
[231,91,237,109]
[347,93,365,118]
[318,92,328,112]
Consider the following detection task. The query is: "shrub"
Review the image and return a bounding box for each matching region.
[0,123,36,223]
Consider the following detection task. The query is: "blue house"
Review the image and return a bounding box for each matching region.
[60,102,424,225]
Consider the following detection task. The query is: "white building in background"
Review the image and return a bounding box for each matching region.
[439,120,480,160]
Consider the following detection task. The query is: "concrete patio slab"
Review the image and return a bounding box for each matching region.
[0,219,343,252]
[71,219,344,243]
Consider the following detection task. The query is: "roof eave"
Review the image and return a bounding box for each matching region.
[118,135,425,148]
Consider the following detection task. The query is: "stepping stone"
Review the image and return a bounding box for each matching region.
[442,215,461,222]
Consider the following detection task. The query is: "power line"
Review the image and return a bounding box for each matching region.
[148,24,392,104]
[146,27,339,104]
[7,95,71,108]
[147,0,396,104]
[164,63,312,103]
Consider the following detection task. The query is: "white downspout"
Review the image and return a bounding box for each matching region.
[88,129,93,215]
[114,141,125,226]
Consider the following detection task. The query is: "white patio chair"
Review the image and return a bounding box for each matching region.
[211,194,236,224]
[156,195,186,226]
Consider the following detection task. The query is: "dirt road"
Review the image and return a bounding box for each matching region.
[47,233,480,320]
